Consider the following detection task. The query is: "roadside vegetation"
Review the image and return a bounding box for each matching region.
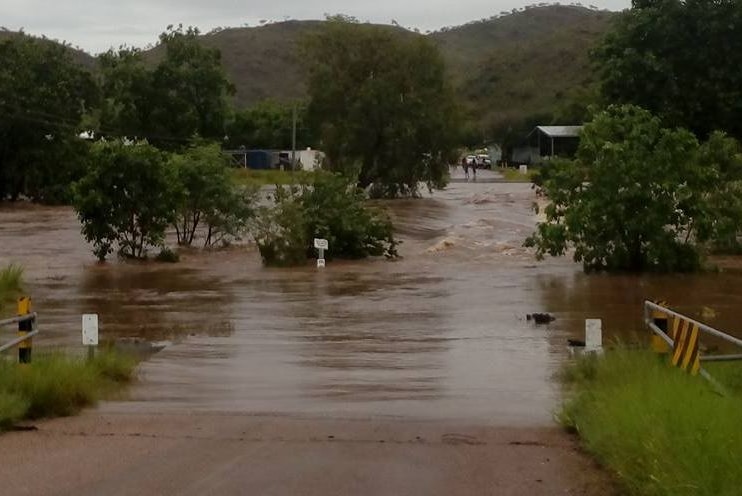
[498,166,536,182]
[561,349,742,496]
[0,350,137,430]
[0,265,23,313]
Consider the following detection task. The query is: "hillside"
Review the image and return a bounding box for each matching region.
[191,6,617,139]
[1,6,619,142]
[0,30,96,69]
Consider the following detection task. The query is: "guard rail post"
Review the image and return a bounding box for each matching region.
[17,296,32,364]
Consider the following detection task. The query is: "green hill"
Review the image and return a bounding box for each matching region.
[2,5,618,142]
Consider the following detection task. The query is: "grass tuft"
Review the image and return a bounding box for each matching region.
[0,264,23,311]
[560,349,742,496]
[231,169,321,187]
[498,166,537,182]
[0,350,137,428]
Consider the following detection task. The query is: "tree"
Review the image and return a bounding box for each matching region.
[98,26,234,148]
[170,143,256,247]
[595,0,742,140]
[225,100,313,150]
[303,19,459,196]
[73,141,178,260]
[0,36,97,202]
[525,105,737,272]
[254,173,397,266]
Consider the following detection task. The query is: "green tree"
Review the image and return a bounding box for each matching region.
[170,143,256,247]
[595,0,742,140]
[0,36,97,202]
[225,100,313,150]
[303,19,459,196]
[526,105,731,272]
[98,26,234,148]
[73,141,178,260]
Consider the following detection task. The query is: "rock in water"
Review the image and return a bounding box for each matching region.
[527,313,556,324]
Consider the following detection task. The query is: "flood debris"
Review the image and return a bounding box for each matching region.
[527,313,556,324]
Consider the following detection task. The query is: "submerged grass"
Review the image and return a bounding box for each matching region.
[560,349,742,496]
[231,169,319,187]
[0,264,23,312]
[498,166,537,182]
[0,350,137,429]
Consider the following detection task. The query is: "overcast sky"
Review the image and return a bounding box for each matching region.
[1,0,630,54]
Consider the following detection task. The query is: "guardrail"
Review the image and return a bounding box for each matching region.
[0,297,38,363]
[644,300,742,382]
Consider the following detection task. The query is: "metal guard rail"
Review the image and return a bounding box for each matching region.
[0,312,38,354]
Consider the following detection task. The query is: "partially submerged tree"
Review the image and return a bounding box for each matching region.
[73,141,177,260]
[170,143,256,247]
[254,173,397,266]
[526,105,741,272]
[303,19,459,196]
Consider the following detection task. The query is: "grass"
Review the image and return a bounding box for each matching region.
[231,168,320,187]
[0,350,137,429]
[0,264,23,312]
[560,349,742,496]
[498,166,537,182]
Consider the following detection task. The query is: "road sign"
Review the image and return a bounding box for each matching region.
[314,238,328,250]
[82,314,99,346]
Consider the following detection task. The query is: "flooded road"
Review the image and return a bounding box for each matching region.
[2,178,742,425]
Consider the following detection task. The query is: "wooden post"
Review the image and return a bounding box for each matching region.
[17,297,32,364]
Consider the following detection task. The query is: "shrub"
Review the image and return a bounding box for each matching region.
[170,143,257,247]
[154,247,180,263]
[0,264,23,311]
[73,140,178,261]
[254,173,397,266]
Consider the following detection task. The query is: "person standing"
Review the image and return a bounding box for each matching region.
[462,156,469,180]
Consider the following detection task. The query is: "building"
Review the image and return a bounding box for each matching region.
[511,125,583,164]
[224,148,325,171]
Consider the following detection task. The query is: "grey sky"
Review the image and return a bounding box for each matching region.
[1,0,630,54]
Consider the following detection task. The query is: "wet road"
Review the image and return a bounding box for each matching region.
[2,176,742,424]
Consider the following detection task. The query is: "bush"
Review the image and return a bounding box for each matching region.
[154,247,180,263]
[254,173,397,266]
[171,144,257,247]
[74,141,179,260]
[526,105,739,272]
[0,264,23,311]
[561,349,742,496]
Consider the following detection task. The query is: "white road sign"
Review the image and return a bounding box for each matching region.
[82,314,99,346]
[314,238,329,250]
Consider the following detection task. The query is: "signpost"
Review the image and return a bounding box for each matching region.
[314,238,328,268]
[82,314,99,360]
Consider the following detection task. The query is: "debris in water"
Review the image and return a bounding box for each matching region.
[527,313,556,324]
[701,306,717,320]
[427,238,457,253]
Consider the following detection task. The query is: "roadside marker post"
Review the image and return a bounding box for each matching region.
[17,297,33,364]
[314,238,328,268]
[584,319,603,354]
[82,314,99,361]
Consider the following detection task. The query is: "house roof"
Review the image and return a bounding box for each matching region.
[535,125,583,138]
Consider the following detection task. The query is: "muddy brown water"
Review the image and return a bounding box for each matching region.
[2,179,742,425]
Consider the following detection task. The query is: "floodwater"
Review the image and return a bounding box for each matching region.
[2,175,742,425]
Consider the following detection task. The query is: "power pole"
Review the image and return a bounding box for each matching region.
[291,104,297,171]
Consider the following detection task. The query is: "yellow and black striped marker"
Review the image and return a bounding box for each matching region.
[17,296,32,364]
[669,318,701,375]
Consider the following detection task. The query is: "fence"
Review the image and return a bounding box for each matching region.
[644,300,742,383]
[0,297,38,363]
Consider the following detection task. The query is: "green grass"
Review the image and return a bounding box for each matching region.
[231,168,320,187]
[560,349,742,496]
[0,350,137,429]
[0,264,23,312]
[498,167,537,182]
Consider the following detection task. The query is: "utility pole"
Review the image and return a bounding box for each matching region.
[291,103,297,171]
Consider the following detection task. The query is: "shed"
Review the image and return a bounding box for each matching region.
[528,125,582,158]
